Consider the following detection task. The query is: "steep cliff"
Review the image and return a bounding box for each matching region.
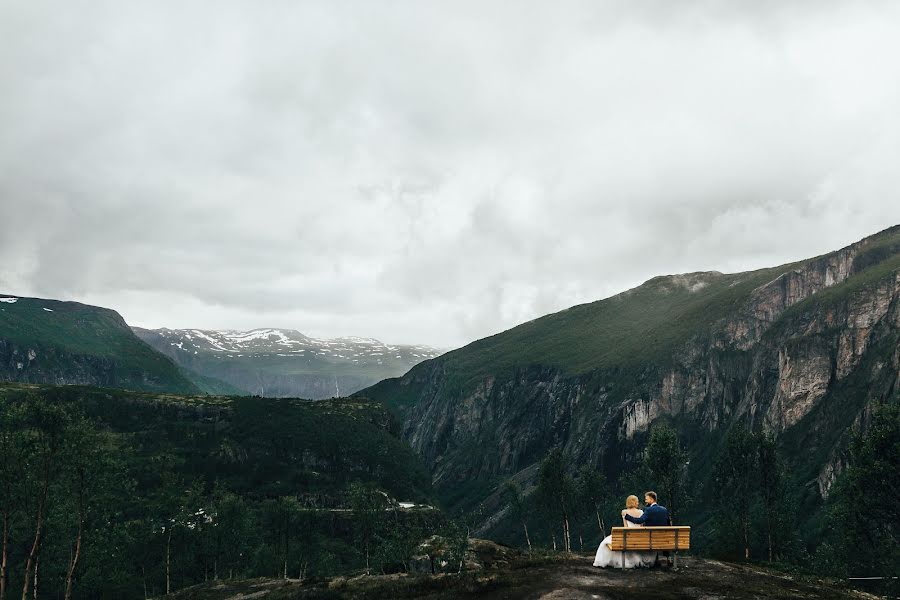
[0,295,198,394]
[359,226,900,519]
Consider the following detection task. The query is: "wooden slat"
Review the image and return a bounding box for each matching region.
[609,526,691,551]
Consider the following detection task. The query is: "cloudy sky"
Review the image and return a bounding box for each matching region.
[2,1,900,348]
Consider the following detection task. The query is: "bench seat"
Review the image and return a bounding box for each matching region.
[609,526,691,551]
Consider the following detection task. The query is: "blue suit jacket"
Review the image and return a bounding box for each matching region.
[624,503,670,527]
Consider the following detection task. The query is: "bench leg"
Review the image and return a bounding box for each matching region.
[673,552,678,571]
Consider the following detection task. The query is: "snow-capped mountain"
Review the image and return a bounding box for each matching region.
[133,327,444,399]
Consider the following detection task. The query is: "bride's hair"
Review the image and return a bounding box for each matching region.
[625,495,639,509]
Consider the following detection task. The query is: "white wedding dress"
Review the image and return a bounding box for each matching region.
[593,511,658,568]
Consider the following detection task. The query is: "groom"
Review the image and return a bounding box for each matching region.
[624,491,670,526]
[624,491,672,567]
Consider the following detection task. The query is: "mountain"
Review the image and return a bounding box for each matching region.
[359,225,900,524]
[134,327,444,399]
[0,294,198,394]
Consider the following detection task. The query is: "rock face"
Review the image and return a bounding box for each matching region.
[134,327,444,399]
[0,295,197,394]
[360,226,900,520]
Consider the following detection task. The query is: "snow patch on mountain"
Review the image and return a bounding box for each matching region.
[146,328,444,367]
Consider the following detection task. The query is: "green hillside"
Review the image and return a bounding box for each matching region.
[0,294,199,393]
[376,224,900,400]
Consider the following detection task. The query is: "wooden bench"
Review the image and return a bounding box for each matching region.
[609,526,691,569]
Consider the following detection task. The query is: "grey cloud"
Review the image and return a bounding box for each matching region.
[2,1,900,347]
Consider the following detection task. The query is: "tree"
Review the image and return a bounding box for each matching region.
[576,465,609,540]
[20,397,68,600]
[440,520,469,574]
[502,481,531,553]
[645,423,687,522]
[0,404,26,600]
[208,487,253,580]
[536,449,576,553]
[819,403,900,578]
[61,415,110,600]
[349,483,386,574]
[711,426,757,560]
[756,430,785,562]
[149,458,204,595]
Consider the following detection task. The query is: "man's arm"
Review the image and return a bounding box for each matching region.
[624,512,648,524]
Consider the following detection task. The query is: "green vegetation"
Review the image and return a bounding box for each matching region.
[0,295,197,393]
[645,423,688,522]
[710,426,764,560]
[433,266,787,388]
[0,383,441,598]
[815,403,900,595]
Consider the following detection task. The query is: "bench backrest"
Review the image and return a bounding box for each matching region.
[609,526,691,551]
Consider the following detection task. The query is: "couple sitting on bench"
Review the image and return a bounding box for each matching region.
[593,491,690,569]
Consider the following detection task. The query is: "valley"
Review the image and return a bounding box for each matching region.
[135,327,443,399]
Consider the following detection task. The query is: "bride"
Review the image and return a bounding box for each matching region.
[593,495,657,568]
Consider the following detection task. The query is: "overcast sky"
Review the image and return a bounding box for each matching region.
[2,1,900,348]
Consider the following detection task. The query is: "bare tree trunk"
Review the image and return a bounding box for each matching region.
[31,557,37,600]
[563,516,571,553]
[522,523,532,553]
[596,510,606,539]
[283,529,289,579]
[21,462,50,600]
[743,518,749,560]
[1,508,9,600]
[64,469,85,600]
[166,527,172,595]
[551,532,557,551]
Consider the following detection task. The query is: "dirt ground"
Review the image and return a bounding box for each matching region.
[166,555,879,600]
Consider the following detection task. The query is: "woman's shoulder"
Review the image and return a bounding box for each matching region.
[626,508,643,517]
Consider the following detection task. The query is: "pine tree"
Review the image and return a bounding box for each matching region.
[536,449,576,553]
[502,481,532,553]
[645,423,687,522]
[711,426,757,560]
[756,430,784,562]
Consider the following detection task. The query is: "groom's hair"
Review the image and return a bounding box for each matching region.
[645,491,657,502]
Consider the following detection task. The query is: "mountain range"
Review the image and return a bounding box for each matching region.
[0,294,442,399]
[4,225,899,545]
[133,327,443,399]
[359,225,900,534]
